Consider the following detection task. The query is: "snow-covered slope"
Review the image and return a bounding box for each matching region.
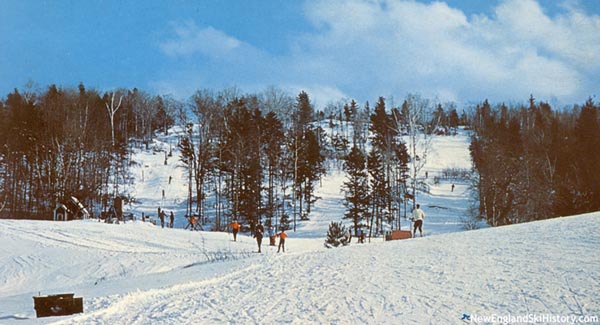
[2,127,597,324]
[126,127,479,237]
[1,213,598,324]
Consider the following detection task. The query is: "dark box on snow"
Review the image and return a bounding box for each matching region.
[385,230,412,241]
[33,293,83,318]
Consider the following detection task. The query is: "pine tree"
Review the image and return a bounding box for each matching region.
[178,126,196,218]
[448,109,459,130]
[325,221,347,248]
[262,111,284,225]
[296,91,313,127]
[291,91,317,229]
[367,148,386,235]
[220,97,263,225]
[573,98,600,212]
[430,103,447,133]
[299,127,326,217]
[370,97,408,231]
[342,146,370,235]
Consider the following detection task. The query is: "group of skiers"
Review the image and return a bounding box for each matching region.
[342,227,365,244]
[229,220,288,253]
[157,207,174,228]
[150,203,425,249]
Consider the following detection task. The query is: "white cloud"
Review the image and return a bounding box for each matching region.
[284,84,349,107]
[156,1,600,106]
[160,21,241,58]
[481,0,600,71]
[295,0,599,104]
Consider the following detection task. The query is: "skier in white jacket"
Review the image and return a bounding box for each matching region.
[411,204,425,237]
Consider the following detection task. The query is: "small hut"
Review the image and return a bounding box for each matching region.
[54,204,69,221]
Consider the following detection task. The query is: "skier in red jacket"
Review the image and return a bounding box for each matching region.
[277,229,288,253]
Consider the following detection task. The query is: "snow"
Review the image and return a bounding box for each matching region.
[1,127,599,324]
[2,214,599,324]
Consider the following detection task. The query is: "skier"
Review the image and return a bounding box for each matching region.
[343,228,351,244]
[169,211,174,228]
[189,215,196,231]
[229,220,241,241]
[254,222,264,253]
[268,226,276,246]
[277,229,288,253]
[411,204,425,237]
[158,207,165,228]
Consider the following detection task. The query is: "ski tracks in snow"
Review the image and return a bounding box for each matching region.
[53,250,411,324]
[4,214,598,324]
[49,245,428,324]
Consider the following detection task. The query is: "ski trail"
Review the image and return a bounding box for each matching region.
[1,213,596,325]
[52,247,455,324]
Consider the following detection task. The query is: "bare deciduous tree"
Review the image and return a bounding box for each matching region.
[393,94,436,209]
[104,91,123,147]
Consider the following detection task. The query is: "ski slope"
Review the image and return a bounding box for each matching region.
[1,214,599,324]
[125,126,479,237]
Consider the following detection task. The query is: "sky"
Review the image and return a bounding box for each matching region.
[1,0,599,108]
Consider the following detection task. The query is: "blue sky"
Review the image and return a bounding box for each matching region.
[1,0,599,108]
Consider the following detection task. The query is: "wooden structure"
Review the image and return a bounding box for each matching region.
[53,204,69,221]
[33,293,83,318]
[53,197,90,221]
[385,230,412,241]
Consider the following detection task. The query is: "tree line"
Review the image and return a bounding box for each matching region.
[470,96,600,226]
[2,82,597,233]
[0,83,456,236]
[0,84,329,232]
[0,84,174,218]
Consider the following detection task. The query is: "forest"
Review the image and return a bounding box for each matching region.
[0,84,598,231]
[470,96,600,226]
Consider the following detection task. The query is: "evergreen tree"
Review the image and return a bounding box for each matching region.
[470,97,600,225]
[290,91,317,229]
[220,97,263,225]
[573,98,600,212]
[296,91,313,127]
[394,140,411,225]
[262,111,284,225]
[448,109,459,130]
[154,95,174,136]
[342,146,370,235]
[371,97,407,230]
[367,148,386,235]
[178,125,196,217]
[325,221,348,248]
[298,127,326,218]
[431,103,447,133]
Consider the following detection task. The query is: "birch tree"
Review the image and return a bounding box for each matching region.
[394,94,435,209]
[104,91,123,147]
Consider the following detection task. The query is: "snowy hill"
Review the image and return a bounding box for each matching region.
[2,128,598,323]
[1,213,599,324]
[125,126,478,236]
